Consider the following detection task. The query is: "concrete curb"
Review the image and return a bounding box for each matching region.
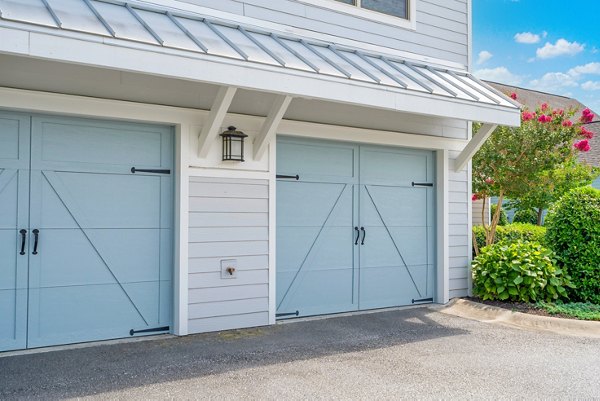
[438,298,600,338]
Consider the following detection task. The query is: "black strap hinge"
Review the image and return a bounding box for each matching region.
[276,174,299,180]
[412,182,433,187]
[131,167,171,174]
[276,311,300,317]
[130,326,170,336]
[412,297,434,304]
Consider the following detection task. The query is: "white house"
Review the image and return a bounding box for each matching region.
[0,0,520,352]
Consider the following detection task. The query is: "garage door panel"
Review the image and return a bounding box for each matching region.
[23,115,174,349]
[0,170,19,229]
[27,282,157,348]
[277,268,355,316]
[277,181,351,227]
[0,288,27,350]
[362,227,428,266]
[0,112,29,352]
[362,185,429,227]
[41,171,162,229]
[0,118,20,160]
[35,118,163,167]
[360,148,431,185]
[0,231,20,290]
[277,227,353,271]
[359,265,422,309]
[277,138,435,318]
[277,140,356,183]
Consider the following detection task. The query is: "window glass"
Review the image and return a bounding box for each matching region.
[361,0,407,19]
[334,0,357,4]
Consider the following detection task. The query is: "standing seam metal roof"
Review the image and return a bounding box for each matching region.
[0,0,520,110]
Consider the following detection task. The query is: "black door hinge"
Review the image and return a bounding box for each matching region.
[276,174,299,180]
[130,326,170,336]
[276,311,300,317]
[131,167,171,174]
[412,297,434,304]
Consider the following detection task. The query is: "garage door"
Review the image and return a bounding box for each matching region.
[0,111,173,351]
[276,138,434,318]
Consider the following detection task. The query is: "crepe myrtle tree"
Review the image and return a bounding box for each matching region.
[472,95,594,251]
[507,160,599,226]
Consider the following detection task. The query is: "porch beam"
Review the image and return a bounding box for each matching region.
[198,86,237,158]
[454,123,497,171]
[254,95,293,160]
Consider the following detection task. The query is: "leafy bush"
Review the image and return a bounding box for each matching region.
[473,223,546,252]
[491,203,508,226]
[545,186,600,303]
[472,240,572,302]
[513,208,538,225]
[536,302,600,321]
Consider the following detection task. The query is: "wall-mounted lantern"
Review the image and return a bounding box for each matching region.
[220,126,248,162]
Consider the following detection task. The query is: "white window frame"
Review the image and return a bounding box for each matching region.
[298,0,416,30]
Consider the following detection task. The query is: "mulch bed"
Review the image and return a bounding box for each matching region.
[465,297,577,320]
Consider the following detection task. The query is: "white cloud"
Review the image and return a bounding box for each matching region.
[514,32,541,44]
[568,62,600,77]
[582,81,600,91]
[474,67,522,85]
[476,50,493,65]
[536,39,584,59]
[529,72,579,94]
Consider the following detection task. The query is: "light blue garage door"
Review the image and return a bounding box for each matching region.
[0,111,173,351]
[276,138,435,318]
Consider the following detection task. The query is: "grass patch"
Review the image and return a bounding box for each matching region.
[536,302,600,321]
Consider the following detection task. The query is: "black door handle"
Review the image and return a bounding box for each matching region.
[32,229,39,255]
[354,226,360,245]
[360,227,366,245]
[19,229,26,255]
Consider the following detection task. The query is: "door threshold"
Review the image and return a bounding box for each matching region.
[0,334,175,358]
[276,303,438,324]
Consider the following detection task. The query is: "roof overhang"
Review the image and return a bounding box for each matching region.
[0,1,521,128]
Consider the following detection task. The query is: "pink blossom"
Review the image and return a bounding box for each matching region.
[580,127,594,139]
[580,112,595,123]
[541,103,549,111]
[574,139,591,152]
[485,178,495,185]
[583,108,592,116]
[552,109,564,116]
[562,120,573,127]
[510,92,518,100]
[472,194,480,201]
[522,111,535,121]
[538,114,552,123]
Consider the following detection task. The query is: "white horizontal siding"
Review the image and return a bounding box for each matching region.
[171,0,469,66]
[188,177,270,333]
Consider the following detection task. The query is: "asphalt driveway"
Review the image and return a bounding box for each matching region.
[1,306,600,400]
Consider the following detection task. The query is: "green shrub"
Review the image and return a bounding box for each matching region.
[491,203,508,226]
[472,240,572,302]
[473,223,546,251]
[545,186,600,303]
[513,208,538,225]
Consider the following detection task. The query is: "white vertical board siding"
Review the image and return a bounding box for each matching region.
[170,0,469,66]
[448,150,470,298]
[188,176,270,333]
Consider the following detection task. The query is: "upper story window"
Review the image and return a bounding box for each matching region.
[299,0,415,29]
[335,0,408,19]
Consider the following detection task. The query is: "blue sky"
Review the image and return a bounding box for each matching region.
[472,0,600,113]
